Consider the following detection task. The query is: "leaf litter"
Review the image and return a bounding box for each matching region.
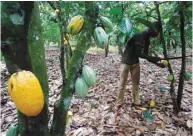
[0,47,192,136]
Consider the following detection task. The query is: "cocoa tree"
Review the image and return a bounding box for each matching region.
[50,2,99,135]
[1,2,50,135]
[1,1,98,136]
[177,2,187,111]
[154,1,179,112]
[154,1,191,113]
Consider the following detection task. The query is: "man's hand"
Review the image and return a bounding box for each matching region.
[140,54,163,64]
[155,62,166,68]
[149,56,162,63]
[147,56,166,68]
[153,56,162,62]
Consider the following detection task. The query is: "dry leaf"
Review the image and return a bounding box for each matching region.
[186,119,192,128]
[1,49,192,135]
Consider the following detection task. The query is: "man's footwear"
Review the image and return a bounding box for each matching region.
[115,103,123,110]
[131,103,142,107]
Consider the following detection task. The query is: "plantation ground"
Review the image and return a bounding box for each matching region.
[1,47,192,136]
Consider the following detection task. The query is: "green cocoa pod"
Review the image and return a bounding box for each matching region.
[75,77,88,98]
[184,71,191,81]
[93,27,108,49]
[82,65,96,87]
[167,74,173,82]
[99,16,114,30]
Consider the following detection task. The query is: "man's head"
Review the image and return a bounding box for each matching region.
[148,21,161,37]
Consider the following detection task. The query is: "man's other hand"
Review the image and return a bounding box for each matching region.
[153,57,162,62]
[156,63,166,68]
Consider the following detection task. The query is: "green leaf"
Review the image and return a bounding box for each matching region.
[143,111,154,121]
[107,31,114,37]
[119,18,133,36]
[109,7,122,16]
[134,17,153,29]
[6,125,17,136]
[118,33,127,45]
[184,71,191,81]
[167,14,180,27]
[111,15,123,23]
[130,13,141,18]
[184,9,192,19]
[159,85,169,91]
[149,8,156,15]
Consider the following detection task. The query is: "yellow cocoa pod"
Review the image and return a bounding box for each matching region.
[55,9,60,14]
[64,40,68,45]
[8,70,44,116]
[65,34,70,40]
[67,15,84,35]
[66,111,73,124]
[149,100,156,107]
[162,60,168,67]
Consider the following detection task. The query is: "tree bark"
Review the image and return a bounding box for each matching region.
[177,2,186,111]
[1,2,49,136]
[105,44,109,57]
[118,45,123,56]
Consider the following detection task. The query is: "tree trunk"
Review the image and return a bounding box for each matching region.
[118,45,123,56]
[1,2,49,136]
[50,2,99,136]
[154,2,179,112]
[56,2,68,84]
[117,2,124,57]
[177,2,186,111]
[105,34,111,57]
[105,44,109,57]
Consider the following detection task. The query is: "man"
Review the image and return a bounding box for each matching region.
[116,21,165,108]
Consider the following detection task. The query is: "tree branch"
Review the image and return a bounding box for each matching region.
[159,1,170,5]
[177,2,186,112]
[55,2,67,85]
[144,5,158,20]
[47,1,56,10]
[159,55,192,60]
[146,12,158,20]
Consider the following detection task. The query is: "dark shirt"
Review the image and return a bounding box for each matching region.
[96,23,105,30]
[122,31,150,65]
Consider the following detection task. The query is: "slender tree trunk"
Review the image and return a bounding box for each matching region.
[105,44,109,57]
[64,2,73,58]
[154,2,179,112]
[50,2,99,136]
[177,2,186,111]
[118,45,123,56]
[117,2,125,57]
[1,2,49,136]
[117,35,123,56]
[47,1,68,82]
[56,2,68,84]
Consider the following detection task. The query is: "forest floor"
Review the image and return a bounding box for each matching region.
[1,47,192,136]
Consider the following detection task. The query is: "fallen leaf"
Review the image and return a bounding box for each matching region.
[187,119,192,128]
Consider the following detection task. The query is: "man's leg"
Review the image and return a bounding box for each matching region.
[117,63,130,106]
[130,63,140,105]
